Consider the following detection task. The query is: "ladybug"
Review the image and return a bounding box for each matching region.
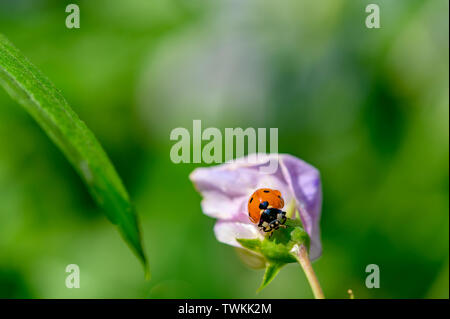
[248,188,287,234]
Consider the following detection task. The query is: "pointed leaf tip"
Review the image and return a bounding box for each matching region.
[0,33,148,274]
[257,263,284,293]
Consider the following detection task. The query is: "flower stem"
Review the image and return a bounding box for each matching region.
[292,244,325,299]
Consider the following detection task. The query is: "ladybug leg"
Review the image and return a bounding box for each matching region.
[278,211,287,225]
[267,209,286,231]
[259,220,271,232]
[268,219,280,231]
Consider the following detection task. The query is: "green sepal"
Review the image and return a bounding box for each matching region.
[237,217,311,291]
[237,238,262,251]
[257,262,285,293]
[290,226,310,251]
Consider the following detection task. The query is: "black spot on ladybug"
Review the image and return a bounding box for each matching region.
[259,201,269,209]
[249,197,253,203]
[263,190,270,193]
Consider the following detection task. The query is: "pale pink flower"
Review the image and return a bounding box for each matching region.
[190,154,323,260]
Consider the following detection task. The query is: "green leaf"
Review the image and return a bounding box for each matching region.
[0,34,148,276]
[257,262,284,292]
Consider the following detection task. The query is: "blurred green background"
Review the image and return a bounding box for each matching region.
[0,0,448,299]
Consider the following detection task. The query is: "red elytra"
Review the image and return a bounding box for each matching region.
[247,188,285,224]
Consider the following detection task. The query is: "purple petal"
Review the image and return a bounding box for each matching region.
[200,192,247,220]
[190,166,258,198]
[190,158,291,220]
[279,154,322,260]
[214,221,263,248]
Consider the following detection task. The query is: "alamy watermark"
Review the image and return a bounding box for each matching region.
[365,4,380,29]
[65,264,80,288]
[365,264,380,288]
[65,4,80,29]
[170,120,279,174]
